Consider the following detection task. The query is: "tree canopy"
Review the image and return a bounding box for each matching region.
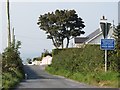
[37,9,85,48]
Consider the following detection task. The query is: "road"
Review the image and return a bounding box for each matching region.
[15,65,98,89]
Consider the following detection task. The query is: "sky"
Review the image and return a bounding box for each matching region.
[0,0,119,62]
[118,1,120,23]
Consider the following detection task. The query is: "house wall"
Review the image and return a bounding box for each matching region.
[40,56,52,65]
[75,44,85,48]
[108,28,114,38]
[32,61,41,65]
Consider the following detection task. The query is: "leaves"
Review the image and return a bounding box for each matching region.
[50,45,118,74]
[2,41,23,73]
[113,24,120,46]
[37,9,85,48]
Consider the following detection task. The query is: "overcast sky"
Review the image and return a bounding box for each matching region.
[0,0,119,61]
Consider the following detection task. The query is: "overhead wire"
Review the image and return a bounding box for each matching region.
[15,34,47,41]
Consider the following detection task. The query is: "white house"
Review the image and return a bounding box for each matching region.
[74,16,115,48]
[40,55,52,65]
[32,60,41,65]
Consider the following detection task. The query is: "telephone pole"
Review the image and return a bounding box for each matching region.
[7,0,11,47]
[12,27,15,48]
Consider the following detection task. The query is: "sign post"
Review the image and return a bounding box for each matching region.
[105,50,107,72]
[100,16,112,72]
[101,39,115,72]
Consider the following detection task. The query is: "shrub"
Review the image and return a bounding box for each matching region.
[2,42,25,89]
[51,45,117,73]
[46,45,119,87]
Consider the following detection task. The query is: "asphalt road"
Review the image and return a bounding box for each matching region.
[15,65,98,89]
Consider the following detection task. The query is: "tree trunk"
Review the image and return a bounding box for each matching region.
[66,37,69,48]
[51,38,58,49]
[7,0,11,47]
[61,38,64,49]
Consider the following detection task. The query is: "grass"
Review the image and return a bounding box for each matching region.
[2,69,24,90]
[0,74,2,89]
[47,45,119,88]
[46,66,119,88]
[70,71,119,87]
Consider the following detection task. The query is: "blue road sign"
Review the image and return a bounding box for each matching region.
[101,39,115,50]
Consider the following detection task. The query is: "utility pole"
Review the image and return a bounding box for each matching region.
[12,27,15,48]
[7,0,11,47]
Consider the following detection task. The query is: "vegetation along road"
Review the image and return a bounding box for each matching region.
[15,65,98,89]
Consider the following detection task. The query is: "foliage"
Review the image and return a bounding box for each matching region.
[37,9,85,48]
[50,45,105,73]
[42,49,52,57]
[2,70,23,90]
[0,53,2,74]
[0,74,1,89]
[2,41,25,89]
[50,45,118,73]
[113,24,120,73]
[2,41,23,72]
[33,49,52,62]
[46,45,119,87]
[33,57,41,61]
[113,24,120,49]
[26,58,32,64]
[46,66,119,87]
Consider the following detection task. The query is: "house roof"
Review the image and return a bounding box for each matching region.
[74,28,102,44]
[86,29,101,41]
[74,37,89,43]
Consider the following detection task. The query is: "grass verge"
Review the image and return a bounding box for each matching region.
[46,66,119,88]
[0,74,2,89]
[2,69,24,90]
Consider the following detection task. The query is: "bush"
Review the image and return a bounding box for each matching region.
[33,50,52,62]
[2,70,24,89]
[46,66,119,87]
[51,45,118,73]
[2,42,25,89]
[51,45,104,73]
[46,45,119,87]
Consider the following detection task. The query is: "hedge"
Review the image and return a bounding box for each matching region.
[51,45,118,74]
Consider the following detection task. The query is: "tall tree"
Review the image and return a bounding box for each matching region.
[7,0,11,47]
[37,9,85,48]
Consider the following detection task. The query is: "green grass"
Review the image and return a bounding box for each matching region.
[71,71,119,87]
[46,66,119,88]
[0,74,2,89]
[47,45,119,88]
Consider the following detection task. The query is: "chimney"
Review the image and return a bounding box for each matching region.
[100,15,107,20]
[99,15,108,31]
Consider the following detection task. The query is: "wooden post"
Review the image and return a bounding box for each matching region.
[12,27,15,48]
[7,0,11,47]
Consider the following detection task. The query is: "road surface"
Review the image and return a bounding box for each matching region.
[15,65,98,89]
